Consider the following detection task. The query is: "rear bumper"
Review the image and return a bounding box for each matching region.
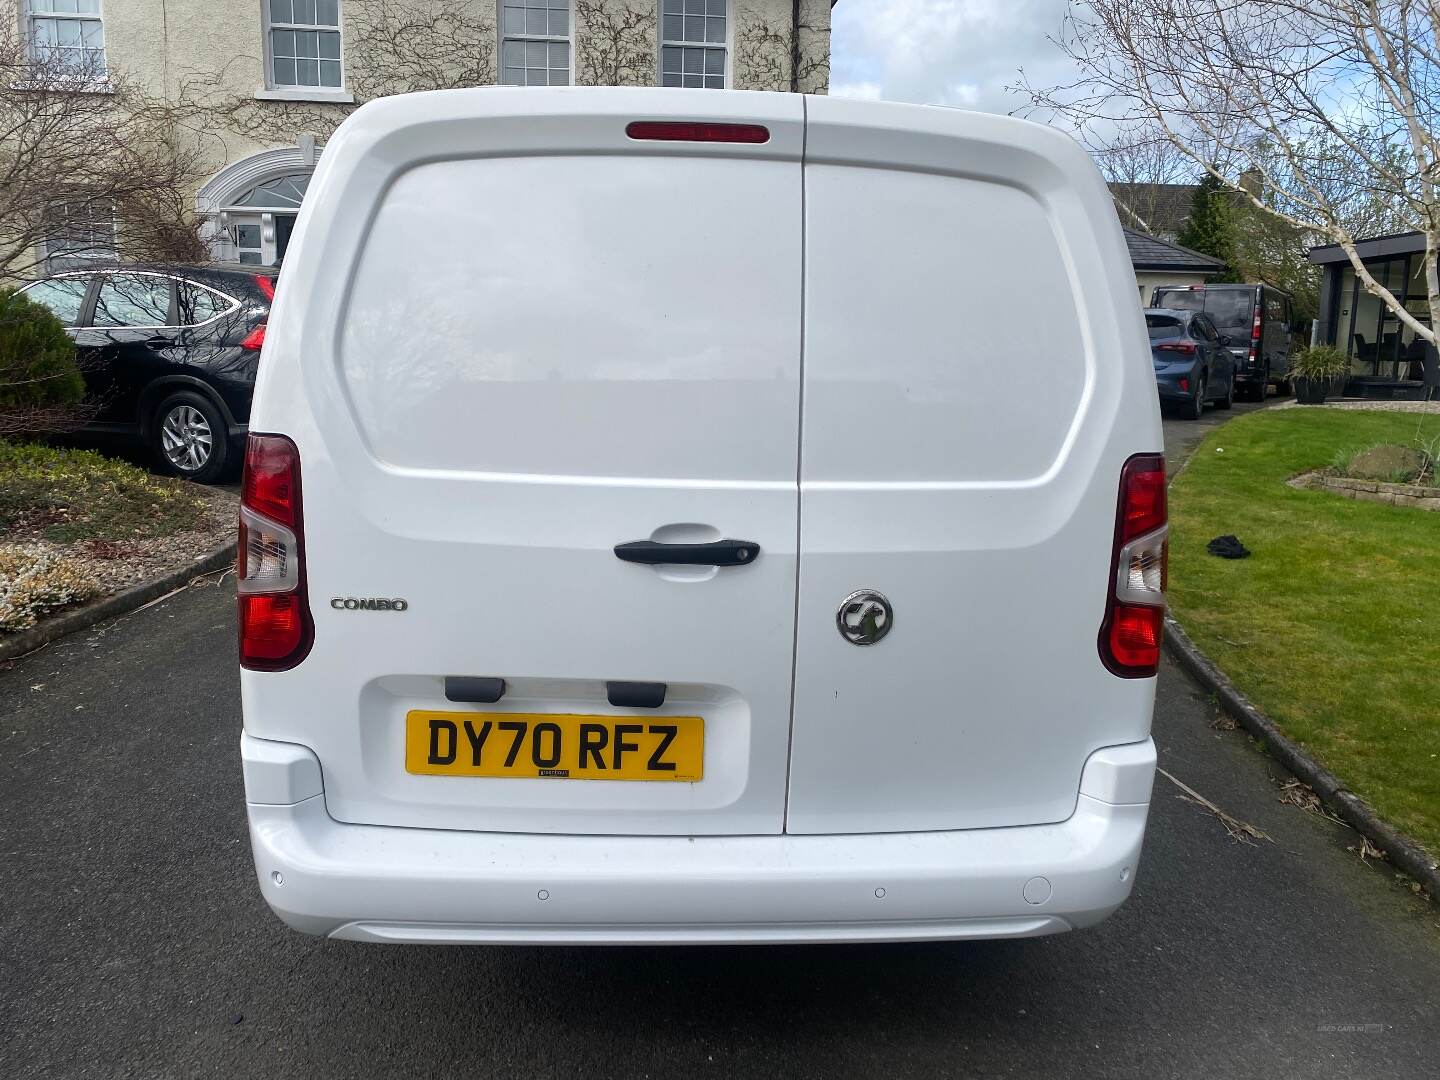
[242,734,1155,945]
[1153,363,1199,402]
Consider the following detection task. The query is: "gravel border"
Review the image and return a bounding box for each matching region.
[0,541,236,664]
[1166,608,1440,899]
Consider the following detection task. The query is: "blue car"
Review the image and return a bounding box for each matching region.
[1147,308,1236,419]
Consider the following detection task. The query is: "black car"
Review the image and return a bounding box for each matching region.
[18,263,275,483]
[1146,308,1236,419]
[1150,283,1293,400]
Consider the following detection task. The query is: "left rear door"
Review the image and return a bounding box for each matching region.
[87,272,176,423]
[243,89,808,837]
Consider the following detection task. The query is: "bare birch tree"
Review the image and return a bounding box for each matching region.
[1014,0,1440,344]
[0,21,206,280]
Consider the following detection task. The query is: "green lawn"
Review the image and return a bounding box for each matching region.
[0,440,206,543]
[1168,408,1440,857]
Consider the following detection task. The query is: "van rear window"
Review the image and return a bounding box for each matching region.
[1156,289,1254,329]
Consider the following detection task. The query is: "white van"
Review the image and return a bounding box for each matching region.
[238,89,1166,944]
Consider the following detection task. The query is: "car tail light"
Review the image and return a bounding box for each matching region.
[238,434,312,670]
[625,121,770,143]
[240,324,266,351]
[1099,453,1167,678]
[1156,341,1196,355]
[254,274,276,302]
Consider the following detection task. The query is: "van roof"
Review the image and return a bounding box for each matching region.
[1156,282,1291,298]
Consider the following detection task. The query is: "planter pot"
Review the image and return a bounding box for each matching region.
[1294,374,1344,404]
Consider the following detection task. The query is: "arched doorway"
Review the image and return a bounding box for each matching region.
[195,147,318,266]
[225,173,311,265]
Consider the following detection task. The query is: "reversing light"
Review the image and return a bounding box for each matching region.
[1099,454,1167,678]
[625,121,770,144]
[238,434,312,670]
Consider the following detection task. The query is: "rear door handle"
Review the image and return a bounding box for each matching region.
[614,539,759,566]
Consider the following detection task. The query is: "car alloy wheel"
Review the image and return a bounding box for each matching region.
[160,403,214,473]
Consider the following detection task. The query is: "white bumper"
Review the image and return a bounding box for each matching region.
[242,734,1155,945]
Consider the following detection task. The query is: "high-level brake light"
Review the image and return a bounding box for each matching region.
[625,121,770,144]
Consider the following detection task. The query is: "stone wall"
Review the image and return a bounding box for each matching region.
[1289,473,1440,511]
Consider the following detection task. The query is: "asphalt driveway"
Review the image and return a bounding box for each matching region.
[4,387,1438,1078]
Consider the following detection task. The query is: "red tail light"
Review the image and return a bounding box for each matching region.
[238,434,311,671]
[254,274,276,302]
[240,324,266,351]
[1251,308,1262,344]
[1156,341,1196,355]
[625,121,770,144]
[1100,453,1167,678]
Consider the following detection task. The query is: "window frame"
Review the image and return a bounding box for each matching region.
[89,271,177,330]
[76,271,238,332]
[41,197,117,271]
[263,0,345,94]
[175,279,243,329]
[657,0,731,90]
[497,0,574,87]
[25,0,107,78]
[17,272,98,329]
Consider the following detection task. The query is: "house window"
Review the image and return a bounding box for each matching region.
[28,0,106,75]
[660,0,725,88]
[42,198,116,270]
[499,0,570,86]
[267,0,343,89]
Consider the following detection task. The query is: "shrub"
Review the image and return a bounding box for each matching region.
[1290,344,1351,380]
[0,440,208,542]
[0,287,84,423]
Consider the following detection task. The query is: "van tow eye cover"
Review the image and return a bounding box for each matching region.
[444,677,506,704]
[606,682,667,709]
[614,539,758,566]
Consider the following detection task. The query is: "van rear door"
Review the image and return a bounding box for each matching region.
[785,99,1159,834]
[244,91,804,836]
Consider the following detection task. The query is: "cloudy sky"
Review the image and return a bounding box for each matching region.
[829,0,1077,115]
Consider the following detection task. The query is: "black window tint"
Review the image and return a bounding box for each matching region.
[1190,316,1211,341]
[1154,290,1204,312]
[1199,290,1255,329]
[20,276,89,326]
[176,281,233,326]
[92,274,172,327]
[1146,314,1183,339]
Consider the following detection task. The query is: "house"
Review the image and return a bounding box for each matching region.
[7,0,834,269]
[1110,183,1199,242]
[1124,228,1227,306]
[1309,231,1439,398]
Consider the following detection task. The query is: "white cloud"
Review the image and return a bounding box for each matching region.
[832,80,883,100]
[830,0,1078,116]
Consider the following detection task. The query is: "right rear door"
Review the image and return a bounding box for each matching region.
[785,98,1155,835]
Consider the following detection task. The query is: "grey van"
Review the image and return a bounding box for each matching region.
[1151,283,1294,399]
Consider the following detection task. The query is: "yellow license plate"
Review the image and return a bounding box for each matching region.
[405,710,704,781]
